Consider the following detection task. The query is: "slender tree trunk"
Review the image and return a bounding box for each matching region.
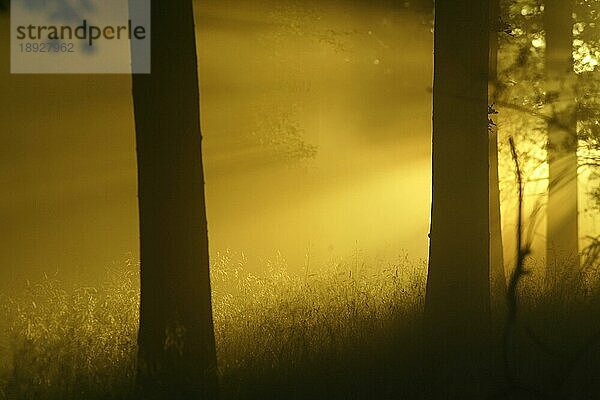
[131,2,218,399]
[544,0,580,283]
[425,0,491,397]
[489,0,507,313]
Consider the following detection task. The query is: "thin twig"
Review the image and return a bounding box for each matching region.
[503,137,532,387]
[498,137,555,400]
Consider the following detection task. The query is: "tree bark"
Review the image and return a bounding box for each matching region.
[425,0,492,397]
[130,1,218,399]
[544,0,580,283]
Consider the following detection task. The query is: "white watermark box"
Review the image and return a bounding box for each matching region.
[11,0,150,74]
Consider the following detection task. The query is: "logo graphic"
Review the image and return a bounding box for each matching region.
[11,0,151,74]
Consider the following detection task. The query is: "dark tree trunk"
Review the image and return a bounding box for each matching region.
[425,0,491,397]
[544,0,580,282]
[130,2,218,399]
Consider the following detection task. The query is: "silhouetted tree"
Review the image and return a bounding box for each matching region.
[130,1,218,399]
[425,0,492,397]
[544,0,580,278]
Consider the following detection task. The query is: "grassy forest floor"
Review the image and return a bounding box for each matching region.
[1,252,600,399]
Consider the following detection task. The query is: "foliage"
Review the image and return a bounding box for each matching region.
[251,107,318,164]
[496,0,600,265]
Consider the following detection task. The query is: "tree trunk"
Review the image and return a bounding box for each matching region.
[425,0,491,397]
[130,1,218,399]
[544,0,580,284]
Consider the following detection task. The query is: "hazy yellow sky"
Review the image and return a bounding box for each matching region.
[0,1,434,289]
[0,0,597,290]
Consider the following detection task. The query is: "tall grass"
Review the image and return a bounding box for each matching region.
[0,252,427,400]
[1,262,139,400]
[1,249,599,399]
